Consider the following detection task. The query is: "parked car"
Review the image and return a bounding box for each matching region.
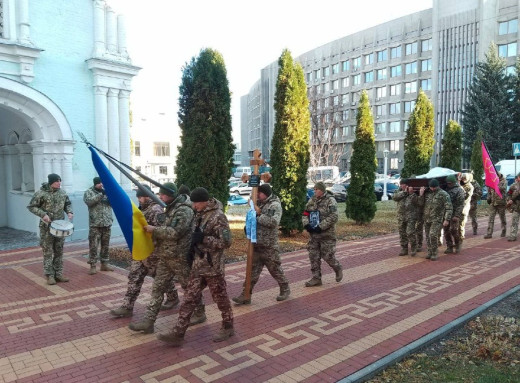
[228,194,248,206]
[229,182,252,195]
[343,182,388,201]
[328,183,347,202]
[375,182,399,200]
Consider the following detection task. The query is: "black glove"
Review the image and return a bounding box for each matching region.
[487,199,491,205]
[243,226,247,235]
[191,231,204,245]
[100,189,106,195]
[304,224,314,233]
[314,226,322,234]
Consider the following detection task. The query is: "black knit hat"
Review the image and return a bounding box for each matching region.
[136,184,152,198]
[258,184,272,197]
[159,182,177,197]
[93,176,102,186]
[429,179,439,187]
[48,173,61,184]
[178,184,191,195]
[190,187,209,202]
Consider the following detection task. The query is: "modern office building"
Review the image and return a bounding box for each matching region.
[241,0,519,173]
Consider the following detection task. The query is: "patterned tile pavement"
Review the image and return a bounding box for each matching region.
[0,218,519,383]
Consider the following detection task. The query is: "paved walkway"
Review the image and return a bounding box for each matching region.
[0,218,519,383]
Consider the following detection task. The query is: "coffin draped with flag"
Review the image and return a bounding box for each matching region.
[88,146,154,260]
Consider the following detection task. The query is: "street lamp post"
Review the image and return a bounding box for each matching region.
[382,149,389,201]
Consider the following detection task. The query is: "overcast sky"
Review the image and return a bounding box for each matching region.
[107,0,433,144]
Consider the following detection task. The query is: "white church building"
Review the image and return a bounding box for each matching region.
[0,0,139,239]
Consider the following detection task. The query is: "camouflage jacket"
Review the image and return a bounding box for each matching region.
[392,189,419,221]
[302,191,338,240]
[419,188,453,223]
[446,184,465,219]
[487,178,507,206]
[27,183,73,224]
[191,198,232,277]
[140,199,164,227]
[461,182,474,216]
[470,181,483,204]
[256,194,282,248]
[507,181,520,213]
[83,186,113,227]
[152,194,194,262]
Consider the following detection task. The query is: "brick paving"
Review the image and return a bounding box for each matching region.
[0,218,519,383]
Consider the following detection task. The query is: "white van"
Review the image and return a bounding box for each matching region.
[234,166,252,178]
[495,160,519,177]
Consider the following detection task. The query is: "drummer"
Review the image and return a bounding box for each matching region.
[27,173,74,285]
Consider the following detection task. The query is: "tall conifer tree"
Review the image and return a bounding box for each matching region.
[438,120,462,171]
[175,48,235,205]
[401,90,435,178]
[470,130,484,183]
[270,49,310,234]
[345,90,377,224]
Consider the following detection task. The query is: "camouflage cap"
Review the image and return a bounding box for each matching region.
[446,175,457,184]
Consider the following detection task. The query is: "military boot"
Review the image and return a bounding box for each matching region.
[47,275,56,285]
[473,228,478,235]
[416,243,423,251]
[100,263,114,271]
[189,306,207,326]
[88,265,97,275]
[213,324,234,343]
[161,296,180,311]
[157,332,184,347]
[430,254,438,261]
[334,266,343,282]
[410,247,417,257]
[232,292,251,305]
[128,319,154,334]
[455,243,462,254]
[501,229,507,238]
[304,277,322,287]
[398,248,408,256]
[484,234,492,239]
[110,307,133,318]
[444,247,454,254]
[55,275,70,282]
[508,237,517,242]
[276,284,290,301]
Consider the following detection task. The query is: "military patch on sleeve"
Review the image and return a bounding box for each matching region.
[222,229,232,245]
[157,213,166,225]
[267,209,275,217]
[329,205,337,212]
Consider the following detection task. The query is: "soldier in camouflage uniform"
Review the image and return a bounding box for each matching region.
[443,174,466,254]
[129,182,197,334]
[233,184,290,305]
[506,173,520,242]
[157,187,234,347]
[418,179,453,261]
[484,173,508,239]
[392,179,419,256]
[458,173,474,241]
[469,174,483,235]
[27,173,74,285]
[83,177,113,274]
[109,185,179,318]
[302,182,343,287]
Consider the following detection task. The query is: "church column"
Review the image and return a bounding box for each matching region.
[18,0,31,44]
[95,86,108,152]
[117,15,129,59]
[93,0,106,56]
[0,147,6,226]
[15,143,34,192]
[106,6,117,54]
[29,141,45,187]
[119,90,131,190]
[61,142,75,192]
[107,88,120,181]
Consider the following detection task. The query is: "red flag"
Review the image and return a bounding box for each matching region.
[481,141,502,198]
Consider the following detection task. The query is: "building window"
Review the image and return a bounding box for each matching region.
[404,121,409,131]
[342,77,350,88]
[375,105,384,117]
[390,46,401,59]
[364,53,374,65]
[390,139,400,151]
[376,86,386,99]
[323,66,330,77]
[499,19,518,35]
[324,97,330,108]
[376,68,387,80]
[353,74,361,85]
[159,166,168,175]
[375,122,386,133]
[389,121,400,132]
[405,42,418,55]
[341,94,349,105]
[421,58,432,72]
[324,82,330,92]
[315,68,321,79]
[404,81,417,94]
[315,84,321,94]
[153,142,170,156]
[390,65,402,78]
[334,112,341,122]
[389,103,400,115]
[405,61,418,74]
[333,95,339,106]
[498,42,517,57]
[404,100,416,112]
[377,50,387,62]
[342,126,348,136]
[390,158,399,169]
[353,57,361,69]
[421,78,432,91]
[421,38,432,51]
[342,60,350,71]
[134,141,141,156]
[364,71,374,83]
[332,63,340,74]
[332,79,339,90]
[306,72,312,82]
[389,84,401,96]
[342,110,349,121]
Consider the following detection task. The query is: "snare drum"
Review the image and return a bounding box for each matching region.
[49,220,74,237]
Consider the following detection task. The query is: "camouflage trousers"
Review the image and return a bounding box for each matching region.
[468,203,478,233]
[172,273,233,338]
[487,205,507,235]
[120,255,177,310]
[87,226,111,265]
[144,257,201,322]
[307,237,341,279]
[509,211,519,239]
[444,217,462,248]
[415,216,424,247]
[398,218,417,250]
[424,220,443,259]
[243,245,289,294]
[39,225,65,277]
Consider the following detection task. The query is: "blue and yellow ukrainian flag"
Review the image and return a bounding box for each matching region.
[89,146,154,260]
